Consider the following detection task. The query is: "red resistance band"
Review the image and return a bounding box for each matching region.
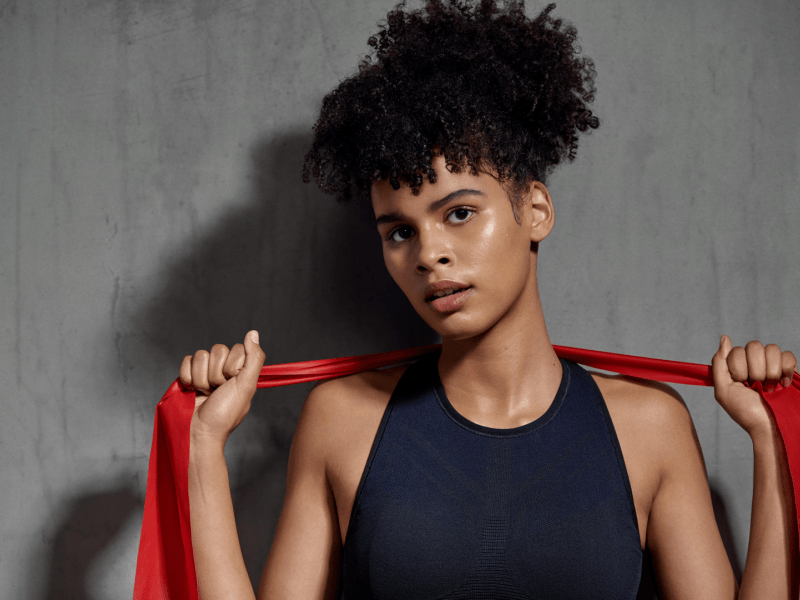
[132,345,800,600]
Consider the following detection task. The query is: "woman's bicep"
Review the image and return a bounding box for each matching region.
[645,403,737,600]
[257,392,342,600]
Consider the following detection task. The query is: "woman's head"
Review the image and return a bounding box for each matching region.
[303,0,599,213]
[372,154,554,340]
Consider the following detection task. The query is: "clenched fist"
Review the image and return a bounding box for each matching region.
[712,335,797,438]
[180,330,266,447]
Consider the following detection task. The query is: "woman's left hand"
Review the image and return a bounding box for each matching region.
[712,335,798,438]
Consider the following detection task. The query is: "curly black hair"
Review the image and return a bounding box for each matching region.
[302,0,599,210]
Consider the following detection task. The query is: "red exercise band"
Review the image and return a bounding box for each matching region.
[133,345,800,600]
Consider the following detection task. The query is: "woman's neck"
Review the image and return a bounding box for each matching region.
[437,279,562,429]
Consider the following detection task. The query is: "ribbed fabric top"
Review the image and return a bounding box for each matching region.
[341,354,642,599]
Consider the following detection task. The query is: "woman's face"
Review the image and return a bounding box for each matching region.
[371,156,554,340]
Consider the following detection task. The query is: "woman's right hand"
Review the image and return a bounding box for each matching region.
[180,330,266,448]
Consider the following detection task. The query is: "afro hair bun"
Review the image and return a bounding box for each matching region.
[303,0,599,204]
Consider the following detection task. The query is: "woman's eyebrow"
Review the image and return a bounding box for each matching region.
[375,188,485,226]
[428,188,484,212]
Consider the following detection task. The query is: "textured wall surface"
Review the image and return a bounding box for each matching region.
[2,0,799,597]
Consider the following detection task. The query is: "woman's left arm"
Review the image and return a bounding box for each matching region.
[644,336,798,599]
[712,336,798,599]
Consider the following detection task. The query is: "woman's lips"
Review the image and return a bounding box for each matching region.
[428,287,473,313]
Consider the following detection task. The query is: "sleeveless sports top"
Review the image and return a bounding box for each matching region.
[341,354,643,599]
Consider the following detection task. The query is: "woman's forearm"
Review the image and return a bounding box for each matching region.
[738,427,798,599]
[189,435,257,600]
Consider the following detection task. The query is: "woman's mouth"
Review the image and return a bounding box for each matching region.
[426,286,473,313]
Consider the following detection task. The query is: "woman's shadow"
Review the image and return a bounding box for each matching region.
[37,470,142,600]
[134,131,438,367]
[34,130,437,598]
[125,130,438,587]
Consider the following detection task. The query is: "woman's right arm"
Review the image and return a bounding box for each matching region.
[182,331,341,600]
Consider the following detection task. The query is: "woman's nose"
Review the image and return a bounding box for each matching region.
[415,230,452,274]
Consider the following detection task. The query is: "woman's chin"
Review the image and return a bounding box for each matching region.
[421,313,491,343]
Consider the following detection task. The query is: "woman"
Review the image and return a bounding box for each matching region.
[181,2,798,598]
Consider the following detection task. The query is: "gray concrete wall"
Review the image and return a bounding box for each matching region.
[2,0,798,597]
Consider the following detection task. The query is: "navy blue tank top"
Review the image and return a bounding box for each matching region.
[341,355,642,599]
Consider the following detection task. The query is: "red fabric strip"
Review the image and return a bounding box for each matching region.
[133,346,800,600]
[133,380,199,600]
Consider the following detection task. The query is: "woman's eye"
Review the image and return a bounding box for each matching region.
[447,207,474,223]
[389,226,415,243]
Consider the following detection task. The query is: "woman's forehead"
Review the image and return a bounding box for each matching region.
[371,156,499,213]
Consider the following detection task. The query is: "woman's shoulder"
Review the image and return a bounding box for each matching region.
[589,372,703,539]
[291,365,410,463]
[592,373,698,474]
[305,364,409,418]
[590,371,694,437]
[291,366,411,526]
[590,371,699,468]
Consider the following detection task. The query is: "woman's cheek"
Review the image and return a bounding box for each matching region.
[384,251,416,302]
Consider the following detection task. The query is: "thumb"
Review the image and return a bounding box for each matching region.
[239,330,266,389]
[712,334,734,390]
[717,334,732,360]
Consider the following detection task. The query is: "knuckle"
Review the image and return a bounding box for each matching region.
[728,346,745,364]
[745,340,763,352]
[727,351,746,379]
[210,343,228,356]
[766,365,782,379]
[194,349,209,360]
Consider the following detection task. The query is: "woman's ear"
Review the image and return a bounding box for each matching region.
[527,181,555,242]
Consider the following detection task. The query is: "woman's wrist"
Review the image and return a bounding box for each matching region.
[190,430,228,465]
[748,420,779,454]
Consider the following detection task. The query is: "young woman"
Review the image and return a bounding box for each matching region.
[180,2,798,598]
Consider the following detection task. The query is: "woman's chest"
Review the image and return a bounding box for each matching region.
[329,417,656,553]
[337,394,644,599]
[330,378,658,551]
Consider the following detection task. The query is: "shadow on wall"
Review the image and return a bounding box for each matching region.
[132,131,437,367]
[128,131,435,588]
[31,131,437,598]
[37,479,141,600]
